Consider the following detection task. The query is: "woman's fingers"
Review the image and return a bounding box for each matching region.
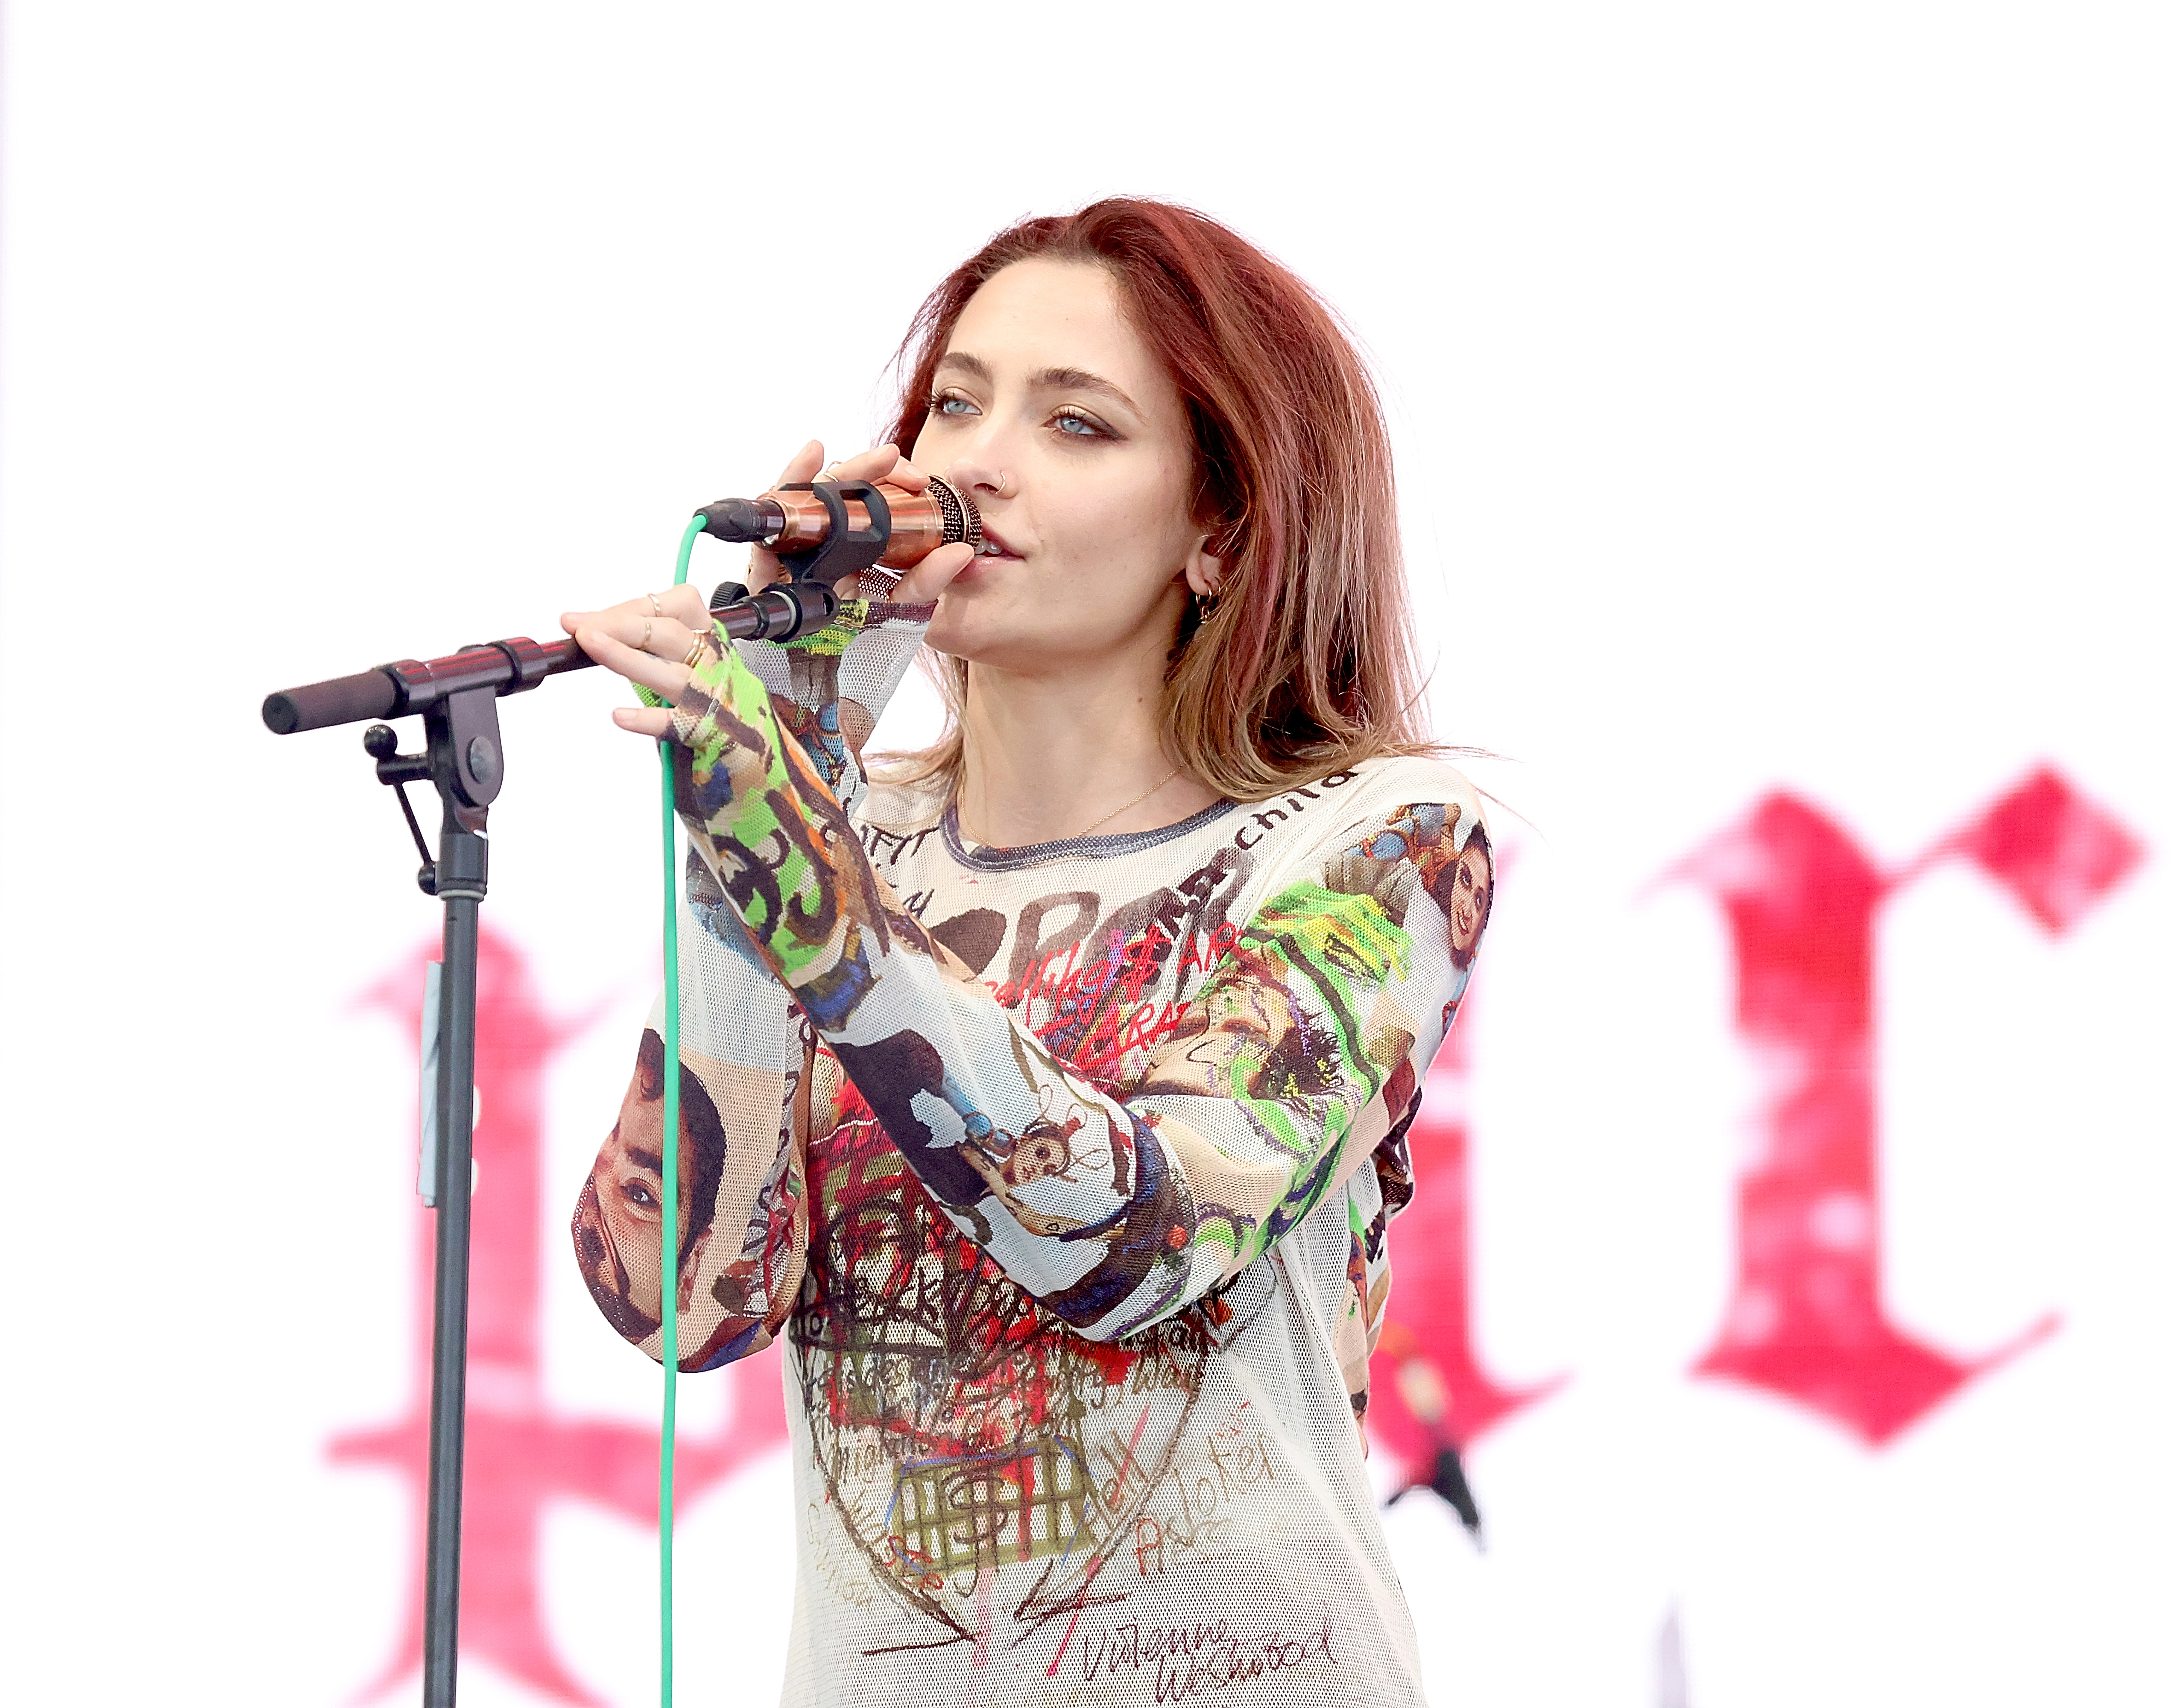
[821,442,903,486]
[560,589,708,647]
[559,598,714,712]
[658,583,709,629]
[612,705,675,737]
[775,439,825,487]
[560,615,685,699]
[892,540,976,604]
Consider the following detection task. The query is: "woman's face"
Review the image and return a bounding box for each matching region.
[1447,846,1490,959]
[580,1073,696,1325]
[911,258,1211,673]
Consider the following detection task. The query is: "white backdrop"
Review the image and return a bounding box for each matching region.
[2,4,2177,1705]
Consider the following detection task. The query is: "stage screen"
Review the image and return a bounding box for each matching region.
[1,5,2174,1705]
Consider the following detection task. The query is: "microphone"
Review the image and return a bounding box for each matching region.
[692,474,981,644]
[262,478,985,736]
[695,476,982,571]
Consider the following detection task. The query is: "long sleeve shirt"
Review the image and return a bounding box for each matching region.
[572,596,1492,1706]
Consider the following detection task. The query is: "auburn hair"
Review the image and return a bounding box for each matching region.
[880,198,1437,804]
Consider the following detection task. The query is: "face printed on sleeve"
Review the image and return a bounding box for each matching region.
[572,1030,726,1338]
[1361,807,1494,968]
[1439,831,1492,965]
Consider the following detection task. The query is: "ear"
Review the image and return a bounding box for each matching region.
[1184,541,1224,600]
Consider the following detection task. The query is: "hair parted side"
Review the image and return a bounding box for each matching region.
[878,197,1439,804]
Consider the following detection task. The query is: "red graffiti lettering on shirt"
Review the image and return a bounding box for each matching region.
[990,924,1241,1015]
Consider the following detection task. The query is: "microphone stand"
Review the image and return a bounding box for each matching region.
[369,683,501,1708]
[265,585,839,1708]
[263,479,906,1705]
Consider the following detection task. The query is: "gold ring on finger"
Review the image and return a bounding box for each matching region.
[681,627,710,669]
[648,592,662,617]
[641,617,653,649]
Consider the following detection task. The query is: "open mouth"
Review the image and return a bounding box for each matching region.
[975,525,1023,560]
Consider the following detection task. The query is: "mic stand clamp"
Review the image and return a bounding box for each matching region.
[359,682,505,1708]
[364,724,437,894]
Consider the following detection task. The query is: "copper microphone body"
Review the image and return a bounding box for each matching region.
[755,476,982,569]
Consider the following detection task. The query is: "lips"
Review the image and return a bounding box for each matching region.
[975,523,1024,560]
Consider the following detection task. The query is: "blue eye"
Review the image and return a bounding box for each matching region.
[1055,411,1105,438]
[931,393,977,418]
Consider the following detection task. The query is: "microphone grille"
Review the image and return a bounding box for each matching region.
[927,477,982,550]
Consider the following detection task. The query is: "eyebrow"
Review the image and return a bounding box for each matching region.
[934,351,1143,417]
[627,1147,664,1176]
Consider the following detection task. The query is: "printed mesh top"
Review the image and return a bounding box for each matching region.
[573,593,1492,1707]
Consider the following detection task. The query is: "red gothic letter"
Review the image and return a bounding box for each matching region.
[1369,978,1561,1486]
[1678,768,2141,1445]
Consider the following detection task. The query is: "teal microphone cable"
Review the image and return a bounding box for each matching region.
[656,512,707,1708]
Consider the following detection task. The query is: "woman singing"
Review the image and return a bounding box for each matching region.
[565,199,1492,1705]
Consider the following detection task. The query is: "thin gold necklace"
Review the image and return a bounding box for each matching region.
[960,765,1184,848]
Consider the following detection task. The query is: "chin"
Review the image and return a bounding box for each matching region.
[925,599,1011,662]
[921,611,972,658]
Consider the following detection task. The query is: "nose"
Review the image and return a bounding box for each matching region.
[938,418,1015,503]
[944,451,1009,503]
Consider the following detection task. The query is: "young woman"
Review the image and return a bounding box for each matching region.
[565,199,1492,1705]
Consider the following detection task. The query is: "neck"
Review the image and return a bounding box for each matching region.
[954,646,1220,848]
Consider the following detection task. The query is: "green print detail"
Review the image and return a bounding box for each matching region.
[781,598,868,658]
[1179,885,1414,1267]
[1185,1219,1248,1264]
[1250,1097,1319,1163]
[1244,883,1408,1085]
[1250,882,1410,994]
[679,645,756,771]
[680,647,839,981]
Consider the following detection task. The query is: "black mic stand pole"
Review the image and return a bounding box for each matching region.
[360,684,505,1708]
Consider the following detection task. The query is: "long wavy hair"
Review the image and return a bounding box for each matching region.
[880,198,1438,804]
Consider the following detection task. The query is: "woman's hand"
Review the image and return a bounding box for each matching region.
[561,582,717,739]
[744,439,976,606]
[564,439,974,739]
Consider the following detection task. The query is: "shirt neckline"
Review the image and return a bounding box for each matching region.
[940,795,1240,872]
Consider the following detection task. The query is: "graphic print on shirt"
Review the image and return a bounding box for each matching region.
[573,612,1491,1689]
[790,860,1272,1653]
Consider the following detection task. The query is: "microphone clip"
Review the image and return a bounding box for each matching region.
[773,477,891,585]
